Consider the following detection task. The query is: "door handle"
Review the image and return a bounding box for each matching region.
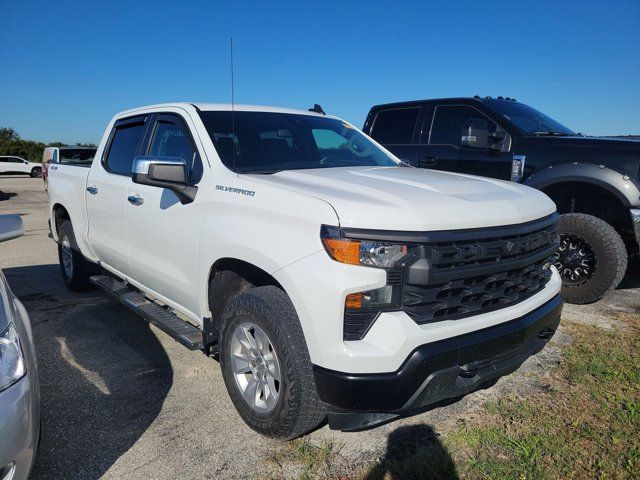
[127,195,144,206]
[86,186,98,195]
[419,156,438,166]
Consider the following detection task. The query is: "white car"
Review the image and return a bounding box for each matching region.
[47,103,563,439]
[0,157,42,177]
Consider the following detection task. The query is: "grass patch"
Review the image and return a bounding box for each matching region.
[449,314,640,479]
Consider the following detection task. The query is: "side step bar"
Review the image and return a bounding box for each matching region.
[90,275,205,350]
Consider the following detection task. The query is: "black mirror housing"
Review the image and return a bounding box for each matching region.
[132,156,197,204]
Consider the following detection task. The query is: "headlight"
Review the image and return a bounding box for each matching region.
[0,323,26,392]
[321,226,411,340]
[321,226,408,269]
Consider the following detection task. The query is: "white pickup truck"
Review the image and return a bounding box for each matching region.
[48,103,563,438]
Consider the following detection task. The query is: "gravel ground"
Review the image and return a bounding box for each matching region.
[0,176,637,479]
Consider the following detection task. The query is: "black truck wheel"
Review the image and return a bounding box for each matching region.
[219,285,326,439]
[30,167,42,178]
[57,221,100,291]
[554,213,627,304]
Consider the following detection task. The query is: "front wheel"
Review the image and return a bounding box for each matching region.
[219,286,326,439]
[57,221,100,291]
[554,213,627,304]
[30,167,42,178]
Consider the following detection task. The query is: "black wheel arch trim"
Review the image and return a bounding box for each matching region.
[525,162,640,208]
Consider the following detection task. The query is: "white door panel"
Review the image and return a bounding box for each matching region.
[126,112,203,319]
[85,115,149,276]
[126,184,201,318]
[86,165,130,274]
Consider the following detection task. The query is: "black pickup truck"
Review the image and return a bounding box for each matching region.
[363,97,640,303]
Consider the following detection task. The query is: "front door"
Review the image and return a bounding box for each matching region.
[86,114,149,276]
[426,105,513,180]
[126,112,204,320]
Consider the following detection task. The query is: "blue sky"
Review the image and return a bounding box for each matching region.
[2,0,639,144]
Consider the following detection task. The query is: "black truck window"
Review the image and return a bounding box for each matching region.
[429,106,496,147]
[370,107,420,144]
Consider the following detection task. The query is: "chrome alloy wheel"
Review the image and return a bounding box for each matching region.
[230,322,281,413]
[554,233,597,285]
[61,236,74,277]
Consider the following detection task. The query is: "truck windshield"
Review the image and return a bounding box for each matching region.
[59,149,96,164]
[485,101,576,136]
[199,111,399,174]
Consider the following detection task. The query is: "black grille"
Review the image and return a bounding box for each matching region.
[404,256,554,324]
[402,218,558,325]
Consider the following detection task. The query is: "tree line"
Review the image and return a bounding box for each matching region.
[0,127,96,163]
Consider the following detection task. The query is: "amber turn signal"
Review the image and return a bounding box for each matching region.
[345,292,363,309]
[322,237,360,265]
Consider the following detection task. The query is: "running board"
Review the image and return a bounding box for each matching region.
[90,275,205,350]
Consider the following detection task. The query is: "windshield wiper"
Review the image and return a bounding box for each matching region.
[531,131,572,137]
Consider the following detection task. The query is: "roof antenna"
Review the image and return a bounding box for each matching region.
[230,37,236,173]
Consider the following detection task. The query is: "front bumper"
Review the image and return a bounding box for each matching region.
[314,293,563,431]
[0,376,38,480]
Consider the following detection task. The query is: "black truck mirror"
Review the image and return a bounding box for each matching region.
[461,119,489,149]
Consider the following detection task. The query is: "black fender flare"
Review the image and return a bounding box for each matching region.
[524,163,640,208]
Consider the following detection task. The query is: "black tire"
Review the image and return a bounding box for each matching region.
[556,213,627,304]
[219,286,326,439]
[30,167,42,178]
[57,221,99,291]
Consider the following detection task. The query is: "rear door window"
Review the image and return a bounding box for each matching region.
[104,117,147,175]
[370,107,420,145]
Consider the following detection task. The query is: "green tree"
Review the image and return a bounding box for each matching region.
[0,127,20,142]
[0,127,94,162]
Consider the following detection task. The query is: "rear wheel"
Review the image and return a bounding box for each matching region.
[219,286,326,439]
[554,213,627,304]
[30,167,42,178]
[57,221,100,291]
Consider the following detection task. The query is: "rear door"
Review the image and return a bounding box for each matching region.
[415,104,459,172]
[86,115,149,276]
[367,106,421,164]
[427,104,513,179]
[125,112,204,319]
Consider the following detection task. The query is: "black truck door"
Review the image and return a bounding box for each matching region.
[426,104,513,180]
[366,106,422,165]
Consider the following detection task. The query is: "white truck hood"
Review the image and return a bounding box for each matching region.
[248,166,556,231]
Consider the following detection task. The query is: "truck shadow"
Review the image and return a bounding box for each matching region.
[364,424,459,480]
[4,264,173,480]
